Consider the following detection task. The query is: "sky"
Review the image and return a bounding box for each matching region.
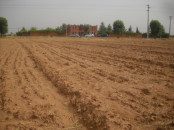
[0,0,174,34]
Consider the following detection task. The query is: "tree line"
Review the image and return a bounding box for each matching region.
[98,20,141,35]
[0,16,170,38]
[16,23,67,36]
[98,20,169,38]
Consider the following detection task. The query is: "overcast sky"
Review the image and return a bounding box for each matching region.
[0,0,174,34]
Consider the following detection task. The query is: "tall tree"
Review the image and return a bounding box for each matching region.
[0,17,8,35]
[136,27,140,34]
[107,24,112,34]
[16,27,28,36]
[84,24,90,34]
[113,20,125,34]
[21,27,27,33]
[128,26,132,33]
[150,20,165,37]
[56,23,67,34]
[60,23,67,34]
[99,22,106,34]
[159,24,165,38]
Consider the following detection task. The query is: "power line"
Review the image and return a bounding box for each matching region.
[147,4,150,38]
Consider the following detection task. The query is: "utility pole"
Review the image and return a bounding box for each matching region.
[147,4,150,38]
[169,16,172,38]
[66,24,67,37]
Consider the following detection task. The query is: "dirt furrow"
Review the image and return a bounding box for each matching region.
[0,39,85,130]
[19,40,114,129]
[1,38,174,130]
[34,40,173,82]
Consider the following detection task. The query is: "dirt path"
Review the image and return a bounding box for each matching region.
[0,37,174,130]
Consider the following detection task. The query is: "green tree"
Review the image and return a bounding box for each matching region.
[55,26,60,33]
[128,26,132,33]
[113,20,125,34]
[56,23,66,34]
[84,24,90,34]
[21,27,27,33]
[106,24,112,34]
[16,27,28,36]
[29,27,37,32]
[150,20,165,38]
[99,22,106,34]
[159,24,165,38]
[44,27,56,32]
[136,27,141,34]
[61,23,67,34]
[0,17,8,35]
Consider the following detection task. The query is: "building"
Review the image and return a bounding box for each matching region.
[67,24,98,36]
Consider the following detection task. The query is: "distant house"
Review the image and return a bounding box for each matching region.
[67,24,98,36]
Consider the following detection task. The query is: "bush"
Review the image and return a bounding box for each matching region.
[162,33,169,38]
[125,32,136,35]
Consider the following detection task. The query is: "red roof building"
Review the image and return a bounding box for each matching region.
[67,24,98,36]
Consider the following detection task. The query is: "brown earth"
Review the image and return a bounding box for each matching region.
[0,37,174,130]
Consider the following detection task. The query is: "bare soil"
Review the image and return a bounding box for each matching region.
[0,37,174,130]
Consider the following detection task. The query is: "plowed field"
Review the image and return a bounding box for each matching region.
[0,37,174,130]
